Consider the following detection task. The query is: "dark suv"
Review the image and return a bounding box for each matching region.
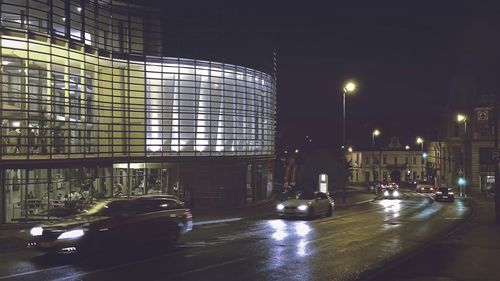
[28,196,193,254]
[434,186,455,202]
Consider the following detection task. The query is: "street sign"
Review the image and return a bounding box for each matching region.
[492,149,500,162]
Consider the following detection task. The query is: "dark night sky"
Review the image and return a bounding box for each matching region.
[134,0,500,151]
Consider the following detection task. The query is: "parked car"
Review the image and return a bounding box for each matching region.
[276,191,334,219]
[416,181,434,193]
[27,196,193,254]
[434,186,455,202]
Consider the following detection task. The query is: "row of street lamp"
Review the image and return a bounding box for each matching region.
[341,81,500,223]
[341,80,468,181]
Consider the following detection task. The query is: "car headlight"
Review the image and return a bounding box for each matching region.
[277,204,285,211]
[393,191,399,197]
[30,227,43,236]
[298,205,308,211]
[384,190,389,196]
[57,229,85,240]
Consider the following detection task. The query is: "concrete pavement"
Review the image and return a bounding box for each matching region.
[370,190,500,281]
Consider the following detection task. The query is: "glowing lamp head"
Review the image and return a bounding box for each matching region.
[373,129,380,136]
[416,137,424,144]
[456,114,466,123]
[344,81,357,93]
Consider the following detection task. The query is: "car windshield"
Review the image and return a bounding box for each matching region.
[297,192,315,200]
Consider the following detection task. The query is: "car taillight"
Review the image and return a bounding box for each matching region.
[184,211,192,219]
[179,211,192,222]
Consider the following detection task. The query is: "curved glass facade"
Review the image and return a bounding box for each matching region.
[0,0,276,223]
[145,58,275,156]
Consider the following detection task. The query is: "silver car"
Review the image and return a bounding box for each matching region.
[277,191,334,219]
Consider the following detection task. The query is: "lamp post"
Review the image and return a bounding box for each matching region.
[372,129,380,183]
[405,145,411,183]
[457,114,467,134]
[342,81,356,203]
[457,113,467,197]
[416,137,424,181]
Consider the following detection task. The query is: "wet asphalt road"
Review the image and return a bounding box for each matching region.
[0,191,469,281]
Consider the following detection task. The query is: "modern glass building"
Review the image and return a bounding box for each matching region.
[0,0,276,223]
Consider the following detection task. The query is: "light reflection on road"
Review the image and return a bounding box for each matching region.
[265,219,314,280]
[379,199,402,218]
[267,220,314,257]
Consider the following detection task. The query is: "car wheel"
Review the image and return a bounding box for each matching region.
[307,208,315,220]
[164,222,180,246]
[326,206,333,217]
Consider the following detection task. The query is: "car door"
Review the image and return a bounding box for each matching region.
[314,192,327,213]
[319,192,330,213]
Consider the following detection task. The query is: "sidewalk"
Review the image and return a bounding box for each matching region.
[372,190,500,281]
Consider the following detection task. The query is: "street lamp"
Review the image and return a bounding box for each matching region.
[456,113,468,197]
[457,114,467,134]
[405,145,411,182]
[372,129,380,183]
[342,81,357,151]
[416,137,424,181]
[341,80,357,203]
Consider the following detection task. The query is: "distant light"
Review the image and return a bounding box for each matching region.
[405,145,410,150]
[456,114,466,123]
[62,17,66,22]
[416,137,424,144]
[348,147,353,153]
[458,177,466,185]
[295,149,299,153]
[77,7,82,12]
[284,150,288,154]
[373,129,380,136]
[1,60,11,65]
[422,152,428,159]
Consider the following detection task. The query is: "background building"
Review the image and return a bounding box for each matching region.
[0,0,276,223]
[437,17,500,193]
[347,137,427,185]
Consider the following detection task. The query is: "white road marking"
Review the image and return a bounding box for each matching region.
[0,264,82,280]
[165,257,248,279]
[194,218,243,226]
